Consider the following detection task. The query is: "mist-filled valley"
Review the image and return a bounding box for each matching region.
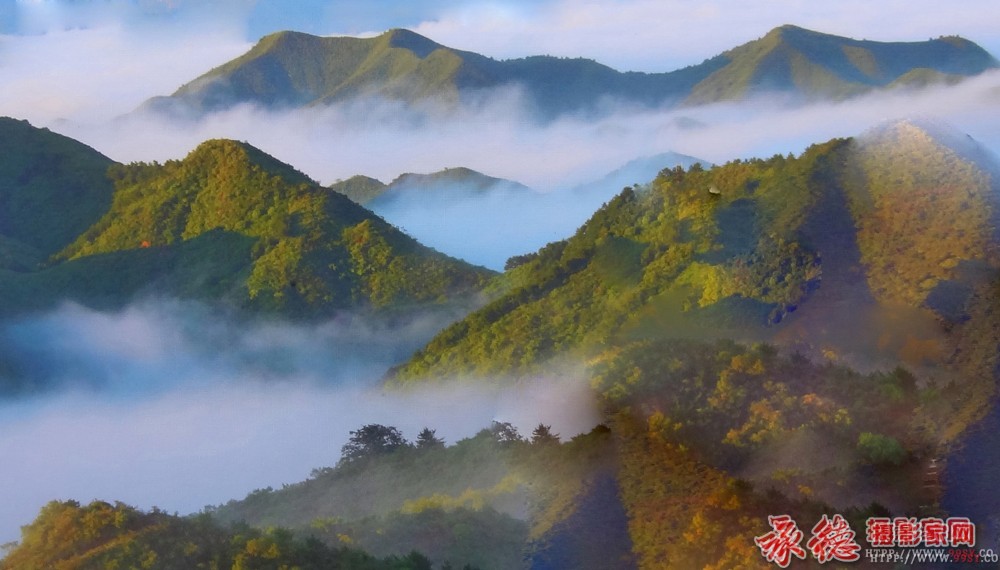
[2,1,1000,568]
[0,299,601,549]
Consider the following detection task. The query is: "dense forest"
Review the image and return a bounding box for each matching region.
[0,121,492,319]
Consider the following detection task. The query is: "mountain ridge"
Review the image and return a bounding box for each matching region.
[140,25,999,119]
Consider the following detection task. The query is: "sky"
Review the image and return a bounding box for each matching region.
[5,0,1000,70]
[1,0,1000,550]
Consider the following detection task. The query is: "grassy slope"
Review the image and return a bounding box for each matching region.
[686,25,998,103]
[148,26,998,117]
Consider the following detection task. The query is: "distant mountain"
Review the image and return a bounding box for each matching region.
[0,118,115,270]
[331,167,530,207]
[570,151,710,197]
[141,26,998,119]
[329,155,707,271]
[0,121,492,317]
[328,174,388,205]
[684,25,998,103]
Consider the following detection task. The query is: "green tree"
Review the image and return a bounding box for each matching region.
[531,423,560,445]
[340,424,410,465]
[415,427,445,449]
[490,421,523,446]
[857,432,906,466]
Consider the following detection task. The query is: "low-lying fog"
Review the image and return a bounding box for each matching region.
[0,301,600,546]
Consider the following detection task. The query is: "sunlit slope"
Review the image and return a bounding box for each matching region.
[389,120,1000,567]
[142,29,504,116]
[50,139,492,314]
[393,121,1000,397]
[142,26,998,118]
[0,117,115,270]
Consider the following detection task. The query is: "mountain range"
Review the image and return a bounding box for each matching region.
[141,25,998,119]
[3,21,1000,569]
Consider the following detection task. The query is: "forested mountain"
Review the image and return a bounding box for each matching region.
[6,118,1000,567]
[0,120,492,317]
[380,120,1000,565]
[141,26,998,119]
[393,120,1000,394]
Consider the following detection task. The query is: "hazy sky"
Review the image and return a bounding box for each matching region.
[4,1,1000,70]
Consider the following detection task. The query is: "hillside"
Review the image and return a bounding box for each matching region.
[0,117,115,269]
[0,122,493,318]
[207,422,629,569]
[329,174,389,205]
[380,121,1000,565]
[47,139,492,315]
[141,26,998,118]
[393,121,999,389]
[141,29,504,117]
[7,121,1000,567]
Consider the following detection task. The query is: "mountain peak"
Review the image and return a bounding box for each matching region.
[769,24,817,37]
[381,28,442,58]
[860,118,999,173]
[247,29,329,58]
[184,139,315,186]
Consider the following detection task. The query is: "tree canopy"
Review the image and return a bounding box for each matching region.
[341,424,411,464]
